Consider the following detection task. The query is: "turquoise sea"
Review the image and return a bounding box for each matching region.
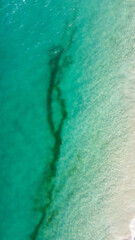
[1,1,135,240]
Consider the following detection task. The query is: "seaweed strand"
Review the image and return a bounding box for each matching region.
[30,7,77,240]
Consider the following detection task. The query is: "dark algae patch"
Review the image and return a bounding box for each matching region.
[30,8,77,240]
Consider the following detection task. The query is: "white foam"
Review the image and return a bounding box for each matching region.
[129,217,135,240]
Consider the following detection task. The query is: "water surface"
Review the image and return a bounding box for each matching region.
[1,1,135,240]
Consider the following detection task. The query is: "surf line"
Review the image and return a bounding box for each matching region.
[30,8,77,240]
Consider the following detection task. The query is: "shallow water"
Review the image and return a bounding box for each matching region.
[1,1,135,240]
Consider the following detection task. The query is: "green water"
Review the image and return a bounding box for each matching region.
[1,1,135,240]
